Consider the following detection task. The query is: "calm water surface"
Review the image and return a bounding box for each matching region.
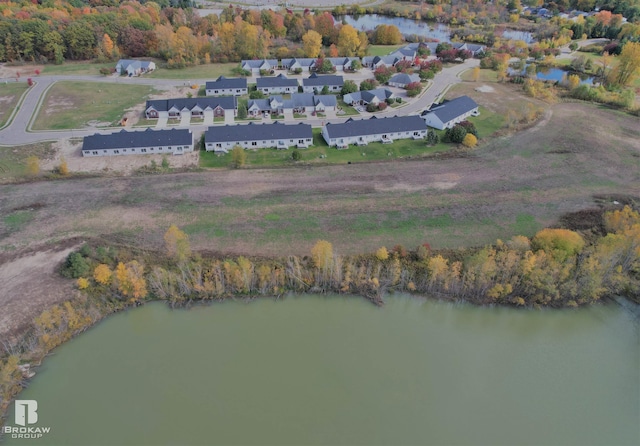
[6,296,639,445]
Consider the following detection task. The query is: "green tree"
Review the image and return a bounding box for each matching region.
[426,129,439,146]
[237,102,248,119]
[291,149,301,161]
[231,145,246,168]
[341,80,358,95]
[63,21,96,60]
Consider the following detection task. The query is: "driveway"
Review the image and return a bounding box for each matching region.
[203,110,214,126]
[155,116,168,128]
[179,114,191,127]
[224,112,234,124]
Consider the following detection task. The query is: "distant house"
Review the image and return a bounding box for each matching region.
[204,122,313,152]
[343,88,394,106]
[256,74,299,94]
[115,59,156,76]
[247,96,284,117]
[421,95,479,130]
[241,59,279,75]
[301,73,344,93]
[285,93,336,114]
[281,58,316,72]
[389,47,417,62]
[82,128,193,157]
[362,55,401,69]
[247,94,336,116]
[388,73,421,88]
[327,57,359,71]
[205,76,248,96]
[145,97,237,119]
[322,116,427,149]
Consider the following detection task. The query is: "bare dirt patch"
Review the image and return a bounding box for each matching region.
[475,85,495,93]
[0,63,44,79]
[0,242,81,341]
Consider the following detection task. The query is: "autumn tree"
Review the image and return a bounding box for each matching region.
[566,74,581,90]
[337,25,360,57]
[462,133,478,147]
[57,157,69,176]
[164,224,191,262]
[93,264,113,285]
[25,155,40,176]
[113,260,147,302]
[472,66,480,82]
[230,145,246,168]
[375,246,389,261]
[610,42,640,87]
[531,228,585,261]
[311,240,334,271]
[302,30,322,58]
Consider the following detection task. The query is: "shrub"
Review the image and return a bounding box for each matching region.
[426,129,439,146]
[291,149,301,161]
[462,133,477,147]
[531,228,585,261]
[375,246,389,261]
[76,278,90,289]
[444,125,467,143]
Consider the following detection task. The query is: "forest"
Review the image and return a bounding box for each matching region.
[0,0,638,67]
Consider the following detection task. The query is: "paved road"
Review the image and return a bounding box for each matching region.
[0,58,478,146]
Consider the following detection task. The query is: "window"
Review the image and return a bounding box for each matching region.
[413,132,419,136]
[114,150,119,154]
[252,142,257,146]
[92,151,98,155]
[142,148,147,153]
[150,148,154,151]
[103,150,107,153]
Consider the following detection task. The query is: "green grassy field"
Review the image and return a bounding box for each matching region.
[42,62,116,76]
[0,142,55,182]
[147,63,238,79]
[367,45,405,57]
[32,82,157,130]
[0,82,29,128]
[200,128,450,168]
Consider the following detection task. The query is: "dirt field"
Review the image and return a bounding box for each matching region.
[1,102,639,339]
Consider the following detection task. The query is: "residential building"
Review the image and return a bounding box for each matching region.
[322,115,427,149]
[388,72,421,88]
[281,57,316,72]
[241,59,279,75]
[115,59,156,76]
[205,76,248,96]
[362,55,401,69]
[204,122,313,152]
[327,57,359,71]
[247,94,336,116]
[421,95,479,130]
[342,88,394,106]
[145,97,237,119]
[301,73,344,93]
[256,74,299,94]
[82,128,193,157]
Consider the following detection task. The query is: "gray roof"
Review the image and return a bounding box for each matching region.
[146,97,237,112]
[327,57,358,66]
[284,93,337,108]
[256,74,298,88]
[389,73,420,85]
[82,128,192,151]
[205,122,312,143]
[302,73,344,87]
[282,58,316,68]
[116,59,154,69]
[346,88,394,103]
[241,59,278,69]
[206,76,247,90]
[324,116,426,139]
[248,96,283,111]
[422,95,478,123]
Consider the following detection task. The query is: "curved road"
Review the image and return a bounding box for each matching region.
[0,58,478,146]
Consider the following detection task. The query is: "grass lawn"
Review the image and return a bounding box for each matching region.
[0,82,29,128]
[337,99,360,115]
[200,128,450,168]
[147,63,238,79]
[133,118,157,127]
[460,68,498,82]
[368,45,405,57]
[473,106,504,137]
[42,61,116,76]
[32,82,157,130]
[0,142,55,182]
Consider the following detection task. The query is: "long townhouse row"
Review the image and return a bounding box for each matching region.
[81,116,430,157]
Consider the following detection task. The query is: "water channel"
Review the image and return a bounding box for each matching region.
[5,296,639,445]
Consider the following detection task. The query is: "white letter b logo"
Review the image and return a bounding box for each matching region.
[15,400,38,426]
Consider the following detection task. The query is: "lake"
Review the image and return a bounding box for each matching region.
[510,64,595,84]
[5,296,639,445]
[340,14,534,43]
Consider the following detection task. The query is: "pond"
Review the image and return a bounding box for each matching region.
[510,64,596,85]
[5,296,638,445]
[340,14,534,43]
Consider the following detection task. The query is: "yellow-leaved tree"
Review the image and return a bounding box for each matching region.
[164,224,191,262]
[26,156,40,176]
[93,264,113,285]
[375,246,389,261]
[302,30,322,58]
[462,133,478,148]
[113,260,147,302]
[311,240,334,271]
